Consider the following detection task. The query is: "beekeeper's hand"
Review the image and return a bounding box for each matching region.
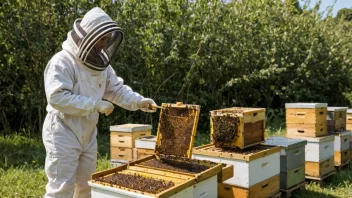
[137,98,157,113]
[95,100,114,116]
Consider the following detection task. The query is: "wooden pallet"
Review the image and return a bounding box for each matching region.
[280,182,306,198]
[335,161,350,171]
[305,170,336,186]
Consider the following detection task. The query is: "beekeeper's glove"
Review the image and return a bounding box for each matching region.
[95,100,114,116]
[137,98,157,113]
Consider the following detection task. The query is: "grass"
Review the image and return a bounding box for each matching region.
[0,127,351,198]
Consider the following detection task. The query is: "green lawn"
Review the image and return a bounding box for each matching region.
[0,131,351,198]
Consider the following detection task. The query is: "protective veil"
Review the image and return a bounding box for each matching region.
[42,7,150,198]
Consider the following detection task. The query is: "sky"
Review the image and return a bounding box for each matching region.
[300,0,352,17]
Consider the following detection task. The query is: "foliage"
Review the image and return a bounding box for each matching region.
[336,8,352,22]
[0,0,352,135]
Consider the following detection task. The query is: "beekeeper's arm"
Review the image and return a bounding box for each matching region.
[45,58,113,116]
[103,66,156,112]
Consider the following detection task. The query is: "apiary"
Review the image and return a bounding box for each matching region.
[110,124,152,162]
[128,102,226,198]
[134,135,157,160]
[192,144,280,198]
[346,109,352,130]
[285,103,327,137]
[210,107,266,149]
[327,107,347,132]
[88,164,195,198]
[264,137,307,190]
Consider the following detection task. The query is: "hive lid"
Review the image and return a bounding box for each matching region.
[286,134,334,143]
[285,103,327,109]
[110,124,152,132]
[136,135,157,142]
[347,109,352,114]
[264,136,307,150]
[327,107,348,112]
[155,102,200,158]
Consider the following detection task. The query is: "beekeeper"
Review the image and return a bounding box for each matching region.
[42,7,157,197]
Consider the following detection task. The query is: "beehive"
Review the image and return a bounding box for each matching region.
[285,103,327,137]
[89,164,195,198]
[264,137,307,190]
[110,124,152,161]
[210,107,266,149]
[286,134,335,178]
[192,144,280,188]
[327,107,347,132]
[131,102,226,198]
[331,131,351,152]
[134,135,157,160]
[346,109,352,130]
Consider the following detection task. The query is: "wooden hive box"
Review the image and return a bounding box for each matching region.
[210,107,266,149]
[327,107,347,132]
[264,137,307,190]
[285,103,327,137]
[305,157,335,178]
[346,109,352,130]
[88,164,195,198]
[217,175,280,198]
[129,102,229,198]
[334,149,350,166]
[110,124,152,162]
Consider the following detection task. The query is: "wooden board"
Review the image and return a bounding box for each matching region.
[305,157,334,178]
[334,149,350,166]
[110,130,151,148]
[286,122,327,137]
[218,174,280,198]
[210,107,266,149]
[286,108,327,124]
[217,164,234,183]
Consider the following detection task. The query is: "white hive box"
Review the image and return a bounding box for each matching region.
[331,131,351,151]
[135,135,157,149]
[286,135,334,162]
[192,144,280,188]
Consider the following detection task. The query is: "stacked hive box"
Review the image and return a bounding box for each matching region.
[327,107,347,132]
[264,137,307,195]
[91,102,229,198]
[346,109,352,130]
[285,103,335,181]
[346,109,352,159]
[331,131,351,167]
[110,124,152,166]
[193,107,281,198]
[133,135,156,160]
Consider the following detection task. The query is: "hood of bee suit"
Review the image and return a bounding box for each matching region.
[62,7,123,72]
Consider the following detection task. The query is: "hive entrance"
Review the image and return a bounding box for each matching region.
[212,115,240,148]
[156,105,197,157]
[93,173,174,194]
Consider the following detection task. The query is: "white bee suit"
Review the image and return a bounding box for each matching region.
[43,7,155,198]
